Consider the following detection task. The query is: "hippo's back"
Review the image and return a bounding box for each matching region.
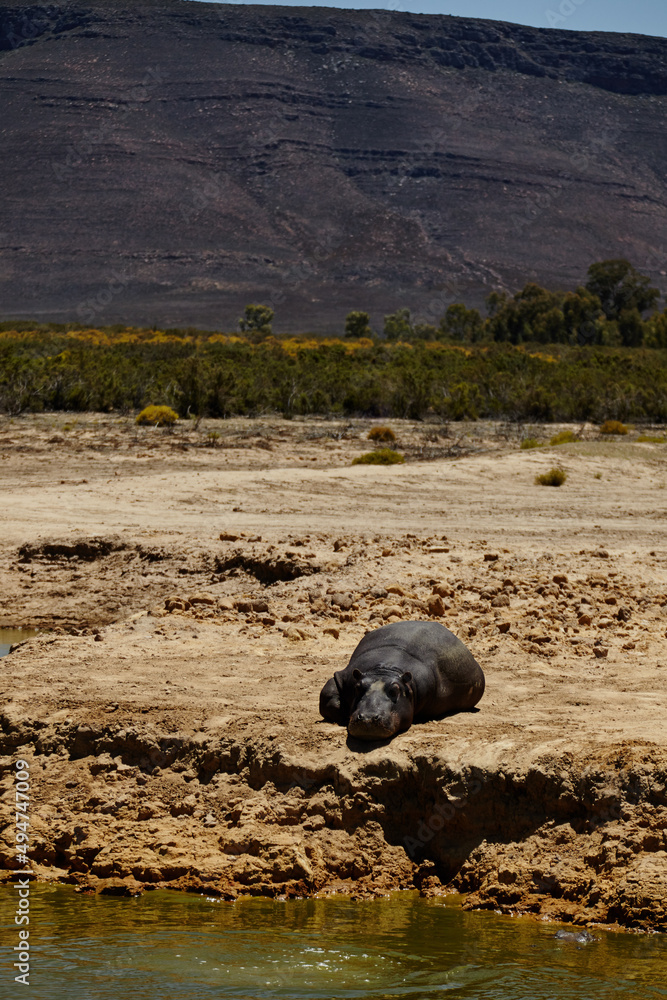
[349,620,483,691]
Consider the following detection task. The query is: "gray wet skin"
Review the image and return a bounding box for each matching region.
[319,621,485,741]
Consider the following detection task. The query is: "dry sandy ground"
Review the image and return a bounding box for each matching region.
[0,414,666,932]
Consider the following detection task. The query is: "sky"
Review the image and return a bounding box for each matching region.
[196,0,667,38]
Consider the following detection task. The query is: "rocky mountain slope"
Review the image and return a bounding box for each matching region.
[0,1,666,331]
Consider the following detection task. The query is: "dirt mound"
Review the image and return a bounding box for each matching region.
[18,536,129,563]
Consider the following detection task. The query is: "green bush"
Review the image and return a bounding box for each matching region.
[368,426,396,443]
[636,434,666,443]
[599,420,628,435]
[352,448,405,465]
[520,438,542,449]
[535,467,567,487]
[550,430,579,445]
[136,405,178,427]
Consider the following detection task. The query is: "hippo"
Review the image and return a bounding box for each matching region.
[319,620,485,741]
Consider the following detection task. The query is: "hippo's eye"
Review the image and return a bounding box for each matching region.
[388,683,400,702]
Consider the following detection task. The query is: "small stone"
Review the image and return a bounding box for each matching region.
[593,646,608,658]
[381,548,393,557]
[331,592,354,610]
[431,583,453,598]
[622,641,636,650]
[284,626,305,641]
[484,553,499,562]
[189,593,216,606]
[617,607,631,622]
[235,599,269,613]
[491,594,510,608]
[498,622,511,634]
[604,595,618,606]
[427,595,446,617]
[578,614,592,626]
[383,605,403,619]
[217,597,235,611]
[387,585,406,595]
[323,627,340,639]
[219,532,239,541]
[333,539,346,551]
[594,549,609,559]
[94,633,103,641]
[553,574,568,585]
[165,597,190,612]
[369,585,388,599]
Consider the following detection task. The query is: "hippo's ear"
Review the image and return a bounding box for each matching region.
[352,668,362,682]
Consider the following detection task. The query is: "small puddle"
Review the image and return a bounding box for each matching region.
[0,628,38,657]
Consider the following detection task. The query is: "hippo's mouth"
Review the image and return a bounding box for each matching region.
[347,716,397,741]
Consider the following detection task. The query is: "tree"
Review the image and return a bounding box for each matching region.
[618,308,645,348]
[585,259,660,320]
[644,308,667,349]
[344,310,372,339]
[439,303,484,343]
[238,304,274,338]
[383,308,413,342]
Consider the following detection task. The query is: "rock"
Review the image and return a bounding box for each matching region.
[189,593,216,606]
[578,614,592,626]
[491,594,510,608]
[333,539,346,551]
[217,597,235,611]
[219,532,239,541]
[593,646,609,658]
[331,592,354,610]
[387,585,406,596]
[605,595,618,605]
[426,594,446,617]
[617,607,631,622]
[171,795,197,817]
[498,622,511,633]
[284,626,308,641]
[622,641,636,650]
[98,877,143,897]
[484,553,499,562]
[553,574,568,585]
[381,548,393,557]
[382,605,404,619]
[431,583,453,598]
[235,599,269,613]
[323,627,340,639]
[368,585,388,599]
[165,597,191,612]
[594,549,610,558]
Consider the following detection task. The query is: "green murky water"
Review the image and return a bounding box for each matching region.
[1,886,665,999]
[0,628,38,657]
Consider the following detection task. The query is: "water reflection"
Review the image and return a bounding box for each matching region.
[0,627,38,657]
[0,886,665,999]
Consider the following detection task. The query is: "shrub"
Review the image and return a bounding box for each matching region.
[352,448,405,465]
[520,438,542,449]
[599,420,628,435]
[368,426,396,443]
[535,467,567,487]
[636,434,666,443]
[550,430,579,445]
[136,405,178,427]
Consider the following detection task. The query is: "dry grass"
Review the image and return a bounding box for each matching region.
[535,467,567,487]
[352,448,405,465]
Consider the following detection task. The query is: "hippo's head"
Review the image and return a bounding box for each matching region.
[346,668,415,740]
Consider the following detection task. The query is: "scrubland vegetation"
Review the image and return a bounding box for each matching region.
[1,261,665,423]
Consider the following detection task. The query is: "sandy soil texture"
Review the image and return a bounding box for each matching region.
[1,414,666,931]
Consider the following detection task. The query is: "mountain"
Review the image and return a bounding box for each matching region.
[1,0,666,332]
